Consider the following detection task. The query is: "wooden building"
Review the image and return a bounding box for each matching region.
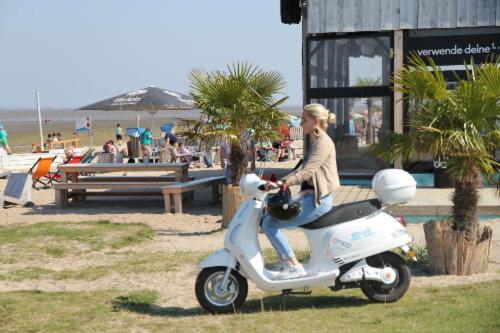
[283,0,500,179]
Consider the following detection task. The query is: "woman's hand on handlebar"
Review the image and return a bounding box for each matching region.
[257,179,286,191]
[265,181,280,191]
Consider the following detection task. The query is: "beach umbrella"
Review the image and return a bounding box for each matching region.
[77,86,194,133]
[287,115,301,128]
[160,122,174,134]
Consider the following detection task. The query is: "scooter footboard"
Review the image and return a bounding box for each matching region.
[199,249,237,270]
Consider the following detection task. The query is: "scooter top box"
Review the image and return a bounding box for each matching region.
[372,169,416,205]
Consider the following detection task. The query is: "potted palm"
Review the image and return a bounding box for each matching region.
[373,54,499,275]
[189,62,288,227]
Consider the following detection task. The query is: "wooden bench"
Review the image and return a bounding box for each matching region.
[54,182,178,208]
[78,176,195,182]
[162,176,226,213]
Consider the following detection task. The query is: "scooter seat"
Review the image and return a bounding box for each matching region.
[300,199,381,230]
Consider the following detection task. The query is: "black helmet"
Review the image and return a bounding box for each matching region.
[267,188,301,221]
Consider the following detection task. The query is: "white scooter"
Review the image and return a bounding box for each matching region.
[195,169,418,313]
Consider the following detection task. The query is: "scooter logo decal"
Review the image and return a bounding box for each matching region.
[331,237,351,249]
[351,228,375,241]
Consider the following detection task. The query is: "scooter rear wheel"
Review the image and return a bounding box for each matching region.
[195,267,248,314]
[361,251,411,303]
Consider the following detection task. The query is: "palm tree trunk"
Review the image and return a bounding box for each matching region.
[222,141,248,228]
[452,165,479,233]
[229,141,246,185]
[424,165,492,275]
[424,221,492,275]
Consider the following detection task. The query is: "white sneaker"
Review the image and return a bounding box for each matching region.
[275,263,307,280]
[267,260,288,273]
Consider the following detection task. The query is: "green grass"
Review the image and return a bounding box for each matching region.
[0,281,498,332]
[0,220,498,332]
[0,220,154,263]
[0,250,206,282]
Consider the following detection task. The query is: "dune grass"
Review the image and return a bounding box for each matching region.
[0,281,498,332]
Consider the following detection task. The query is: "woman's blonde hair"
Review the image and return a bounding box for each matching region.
[303,103,336,130]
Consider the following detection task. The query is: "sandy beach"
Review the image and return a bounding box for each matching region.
[1,159,499,309]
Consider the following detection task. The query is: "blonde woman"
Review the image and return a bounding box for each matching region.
[263,103,340,279]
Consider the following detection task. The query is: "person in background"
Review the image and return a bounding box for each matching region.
[0,124,12,155]
[164,131,178,146]
[256,140,273,161]
[140,127,153,163]
[109,139,128,156]
[63,148,75,163]
[115,124,124,143]
[51,133,59,142]
[47,134,52,142]
[219,138,232,184]
[177,142,193,162]
[56,133,62,140]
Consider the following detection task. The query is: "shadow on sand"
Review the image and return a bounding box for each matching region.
[19,165,294,217]
[111,293,371,317]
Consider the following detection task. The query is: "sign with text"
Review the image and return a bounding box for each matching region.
[408,33,500,66]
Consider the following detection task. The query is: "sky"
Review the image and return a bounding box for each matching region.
[0,0,302,109]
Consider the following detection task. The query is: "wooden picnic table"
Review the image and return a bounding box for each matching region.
[60,162,190,183]
[55,162,192,207]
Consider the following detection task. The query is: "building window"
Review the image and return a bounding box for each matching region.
[307,33,393,176]
[309,36,391,88]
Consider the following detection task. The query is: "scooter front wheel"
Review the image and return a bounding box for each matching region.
[195,267,248,314]
[361,251,411,303]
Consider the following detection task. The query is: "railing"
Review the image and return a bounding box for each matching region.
[41,138,80,151]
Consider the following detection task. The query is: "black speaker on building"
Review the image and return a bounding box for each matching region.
[281,0,301,24]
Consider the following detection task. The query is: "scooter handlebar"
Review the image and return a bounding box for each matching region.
[258,180,283,191]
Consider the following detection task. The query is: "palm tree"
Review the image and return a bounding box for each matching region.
[189,62,288,226]
[373,54,499,275]
[189,62,288,184]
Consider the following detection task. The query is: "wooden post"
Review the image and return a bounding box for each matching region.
[163,192,172,213]
[55,189,67,208]
[393,30,404,169]
[212,184,220,203]
[173,193,182,213]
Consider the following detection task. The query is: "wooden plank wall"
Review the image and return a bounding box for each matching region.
[307,0,499,33]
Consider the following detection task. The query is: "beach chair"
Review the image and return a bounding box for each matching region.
[96,152,115,163]
[51,155,84,182]
[28,156,57,189]
[79,148,96,164]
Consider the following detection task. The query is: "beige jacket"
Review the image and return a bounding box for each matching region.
[283,131,340,205]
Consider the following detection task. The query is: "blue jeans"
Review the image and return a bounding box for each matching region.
[262,194,333,260]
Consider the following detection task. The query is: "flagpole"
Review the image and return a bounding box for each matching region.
[36,90,43,149]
